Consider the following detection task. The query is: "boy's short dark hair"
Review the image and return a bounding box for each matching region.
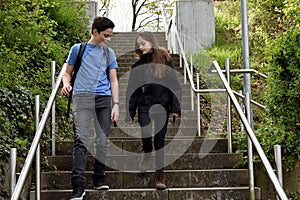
[92,16,115,34]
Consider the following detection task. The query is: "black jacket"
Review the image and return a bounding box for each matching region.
[125,53,182,121]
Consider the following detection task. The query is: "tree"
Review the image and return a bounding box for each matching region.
[131,0,175,31]
[98,0,113,17]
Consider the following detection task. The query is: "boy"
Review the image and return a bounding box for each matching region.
[61,16,119,200]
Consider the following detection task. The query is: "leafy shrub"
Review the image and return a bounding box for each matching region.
[0,0,89,198]
[234,18,300,169]
[265,27,300,132]
[0,86,35,158]
[263,25,300,163]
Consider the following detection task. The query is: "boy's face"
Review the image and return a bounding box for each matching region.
[95,28,113,46]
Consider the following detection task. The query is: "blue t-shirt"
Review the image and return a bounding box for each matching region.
[66,43,118,95]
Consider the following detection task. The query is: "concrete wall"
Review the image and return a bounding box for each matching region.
[85,1,98,29]
[176,0,215,53]
[255,160,300,199]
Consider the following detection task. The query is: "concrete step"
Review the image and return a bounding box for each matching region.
[111,36,167,42]
[45,153,243,171]
[111,117,198,128]
[115,109,197,116]
[116,54,179,62]
[116,63,181,70]
[110,32,166,40]
[119,82,187,89]
[113,111,200,126]
[117,96,196,103]
[110,40,167,48]
[54,138,228,156]
[40,169,249,190]
[117,76,190,85]
[117,90,195,98]
[30,187,261,200]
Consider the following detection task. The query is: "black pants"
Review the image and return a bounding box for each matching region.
[138,110,169,169]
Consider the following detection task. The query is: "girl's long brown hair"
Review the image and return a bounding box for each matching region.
[135,31,171,79]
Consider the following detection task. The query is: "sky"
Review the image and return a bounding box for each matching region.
[93,0,171,32]
[102,0,132,32]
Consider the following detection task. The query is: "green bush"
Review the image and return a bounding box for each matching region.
[0,0,89,198]
[263,25,300,163]
[233,18,300,169]
[0,86,34,158]
[266,26,300,133]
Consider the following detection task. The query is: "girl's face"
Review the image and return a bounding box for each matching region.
[137,37,153,54]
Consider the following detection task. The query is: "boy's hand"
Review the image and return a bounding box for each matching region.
[111,104,119,122]
[61,84,72,96]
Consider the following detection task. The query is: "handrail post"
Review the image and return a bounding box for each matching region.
[179,53,182,69]
[245,92,255,199]
[226,58,232,153]
[10,148,17,197]
[239,90,245,132]
[35,95,41,200]
[275,145,283,200]
[190,53,194,111]
[196,72,201,136]
[51,61,56,156]
[183,55,187,84]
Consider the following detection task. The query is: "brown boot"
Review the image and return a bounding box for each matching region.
[138,153,152,172]
[155,169,166,190]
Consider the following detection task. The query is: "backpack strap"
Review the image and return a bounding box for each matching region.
[103,46,110,80]
[66,42,87,118]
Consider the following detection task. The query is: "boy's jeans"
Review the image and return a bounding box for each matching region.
[71,94,111,187]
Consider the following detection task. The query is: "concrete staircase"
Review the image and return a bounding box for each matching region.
[30,32,261,199]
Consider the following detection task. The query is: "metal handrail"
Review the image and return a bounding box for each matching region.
[160,4,287,200]
[11,64,66,200]
[211,61,288,200]
[209,69,268,79]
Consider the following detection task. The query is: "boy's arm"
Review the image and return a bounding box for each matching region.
[109,68,119,122]
[61,63,74,96]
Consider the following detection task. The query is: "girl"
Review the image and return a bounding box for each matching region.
[125,31,181,190]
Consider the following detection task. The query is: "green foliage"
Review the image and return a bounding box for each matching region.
[234,122,299,167]
[265,25,300,133]
[0,0,89,198]
[0,86,34,158]
[202,0,300,172]
[261,23,300,164]
[214,1,242,45]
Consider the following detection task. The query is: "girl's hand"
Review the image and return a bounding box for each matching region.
[171,113,179,117]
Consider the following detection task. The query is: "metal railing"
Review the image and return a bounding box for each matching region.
[160,4,288,200]
[211,61,288,200]
[10,64,66,200]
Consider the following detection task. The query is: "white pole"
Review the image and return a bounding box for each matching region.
[10,148,17,197]
[51,61,56,156]
[196,73,201,136]
[275,145,283,200]
[35,95,41,200]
